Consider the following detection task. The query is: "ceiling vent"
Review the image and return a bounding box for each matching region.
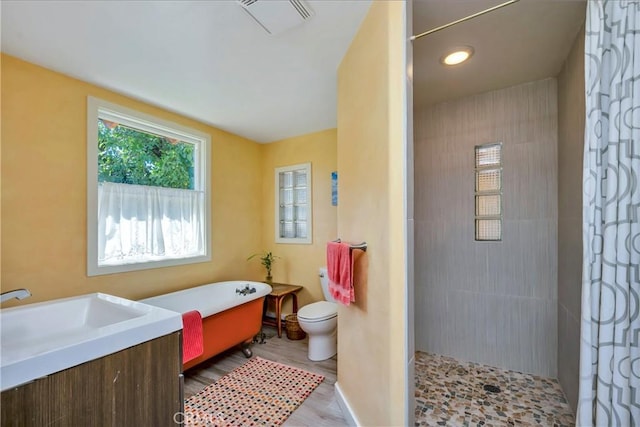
[237,0,314,35]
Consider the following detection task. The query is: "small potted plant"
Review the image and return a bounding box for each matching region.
[247,251,279,282]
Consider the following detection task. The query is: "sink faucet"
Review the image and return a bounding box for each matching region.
[1,288,32,303]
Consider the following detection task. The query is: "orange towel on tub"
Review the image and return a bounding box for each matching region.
[182,310,204,364]
[327,241,355,305]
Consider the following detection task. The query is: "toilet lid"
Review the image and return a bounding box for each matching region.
[297,301,337,322]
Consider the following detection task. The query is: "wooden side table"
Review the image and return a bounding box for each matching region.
[262,282,303,338]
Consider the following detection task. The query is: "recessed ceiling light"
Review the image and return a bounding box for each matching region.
[441,47,474,66]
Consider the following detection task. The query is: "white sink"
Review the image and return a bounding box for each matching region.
[1,292,182,391]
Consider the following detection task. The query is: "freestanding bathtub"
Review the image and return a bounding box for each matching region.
[141,281,271,370]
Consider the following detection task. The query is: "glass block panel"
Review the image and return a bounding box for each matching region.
[476,219,501,241]
[294,170,307,187]
[476,195,501,216]
[295,221,307,238]
[282,171,293,188]
[295,205,306,221]
[475,144,502,167]
[294,188,307,204]
[275,162,311,243]
[280,221,294,238]
[281,205,293,221]
[282,188,293,205]
[476,169,501,192]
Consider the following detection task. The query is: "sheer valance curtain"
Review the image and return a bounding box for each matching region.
[97,182,205,266]
[577,1,640,425]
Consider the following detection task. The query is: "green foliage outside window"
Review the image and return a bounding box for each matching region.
[98,120,195,189]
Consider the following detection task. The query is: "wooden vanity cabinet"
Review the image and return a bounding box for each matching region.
[1,331,182,427]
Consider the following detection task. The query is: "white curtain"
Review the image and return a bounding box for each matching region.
[98,182,205,265]
[577,1,640,425]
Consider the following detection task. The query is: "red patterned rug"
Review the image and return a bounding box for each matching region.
[184,357,324,426]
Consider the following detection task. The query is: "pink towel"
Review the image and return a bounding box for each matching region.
[182,310,204,364]
[327,241,355,305]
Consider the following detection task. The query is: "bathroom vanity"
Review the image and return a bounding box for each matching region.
[0,293,184,426]
[1,332,182,426]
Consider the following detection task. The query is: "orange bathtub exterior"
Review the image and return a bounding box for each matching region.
[183,297,265,371]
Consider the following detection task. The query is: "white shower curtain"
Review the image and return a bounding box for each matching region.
[577,1,640,426]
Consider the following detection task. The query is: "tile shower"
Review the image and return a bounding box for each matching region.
[413,68,583,423]
[414,78,559,376]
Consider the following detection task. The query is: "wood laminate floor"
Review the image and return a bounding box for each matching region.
[183,326,347,427]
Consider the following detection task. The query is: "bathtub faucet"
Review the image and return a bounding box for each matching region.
[236,284,256,296]
[1,288,32,303]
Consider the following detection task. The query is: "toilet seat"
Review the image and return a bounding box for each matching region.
[298,301,337,322]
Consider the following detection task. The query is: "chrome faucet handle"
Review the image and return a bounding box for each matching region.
[1,288,32,303]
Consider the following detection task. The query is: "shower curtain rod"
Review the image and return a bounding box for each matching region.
[410,0,520,41]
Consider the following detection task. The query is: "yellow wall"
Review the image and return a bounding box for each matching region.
[337,1,408,425]
[259,129,337,311]
[1,54,263,304]
[0,55,3,287]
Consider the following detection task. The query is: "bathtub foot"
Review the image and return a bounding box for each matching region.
[241,343,253,358]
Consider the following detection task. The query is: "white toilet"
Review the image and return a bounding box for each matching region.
[297,267,338,361]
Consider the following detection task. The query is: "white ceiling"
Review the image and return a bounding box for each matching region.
[2,0,586,143]
[1,0,371,143]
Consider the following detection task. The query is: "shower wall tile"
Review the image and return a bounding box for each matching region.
[413,123,432,218]
[501,79,558,146]
[495,296,556,376]
[447,290,477,361]
[558,218,582,317]
[414,78,558,377]
[558,79,584,221]
[443,291,557,377]
[528,79,558,146]
[415,285,450,355]
[414,219,441,287]
[518,220,557,300]
[472,221,556,300]
[537,299,558,376]
[415,148,474,223]
[503,141,558,221]
[558,303,581,410]
[485,220,525,297]
[557,26,585,410]
[444,221,485,293]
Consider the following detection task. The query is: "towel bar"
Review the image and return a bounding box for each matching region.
[332,238,367,252]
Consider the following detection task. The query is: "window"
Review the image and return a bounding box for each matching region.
[87,97,211,276]
[275,163,312,244]
[474,143,502,241]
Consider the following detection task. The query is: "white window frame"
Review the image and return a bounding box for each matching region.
[275,162,312,244]
[87,96,211,276]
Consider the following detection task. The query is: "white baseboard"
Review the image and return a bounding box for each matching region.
[334,381,360,427]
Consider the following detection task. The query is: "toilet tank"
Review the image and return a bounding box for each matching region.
[319,267,337,303]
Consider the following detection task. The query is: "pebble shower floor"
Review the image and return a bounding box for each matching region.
[414,351,575,426]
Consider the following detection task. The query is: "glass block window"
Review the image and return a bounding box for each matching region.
[275,163,312,244]
[475,143,502,241]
